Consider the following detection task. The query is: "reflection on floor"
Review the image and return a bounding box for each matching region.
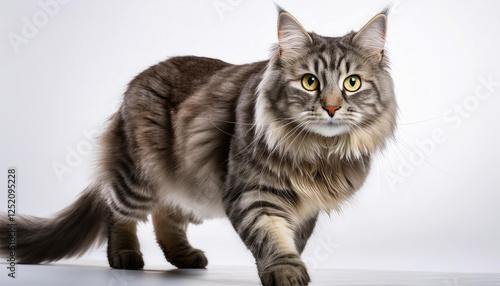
[1,263,500,286]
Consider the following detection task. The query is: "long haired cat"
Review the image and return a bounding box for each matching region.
[1,7,396,286]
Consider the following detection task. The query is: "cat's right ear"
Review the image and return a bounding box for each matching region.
[277,10,312,59]
[353,12,388,62]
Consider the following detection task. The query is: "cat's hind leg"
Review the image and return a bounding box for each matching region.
[152,205,208,269]
[105,170,155,269]
[107,214,144,269]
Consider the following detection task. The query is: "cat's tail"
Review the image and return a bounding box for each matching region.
[0,184,109,264]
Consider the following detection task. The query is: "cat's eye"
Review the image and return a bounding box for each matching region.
[301,74,319,91]
[343,75,361,92]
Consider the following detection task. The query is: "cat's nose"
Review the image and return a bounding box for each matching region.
[322,105,341,118]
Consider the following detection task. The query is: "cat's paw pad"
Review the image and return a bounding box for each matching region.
[167,248,208,269]
[109,250,144,270]
[260,264,310,286]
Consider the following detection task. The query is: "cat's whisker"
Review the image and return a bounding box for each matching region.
[202,116,297,126]
[229,118,299,161]
[244,117,298,138]
[392,135,453,176]
[208,115,298,140]
[397,116,444,125]
[384,137,417,193]
[279,122,310,165]
[209,118,234,137]
[255,120,307,195]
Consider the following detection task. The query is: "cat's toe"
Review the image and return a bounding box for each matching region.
[109,250,144,270]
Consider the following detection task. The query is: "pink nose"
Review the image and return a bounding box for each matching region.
[322,105,341,118]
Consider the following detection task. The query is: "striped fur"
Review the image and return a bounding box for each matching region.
[0,8,396,286]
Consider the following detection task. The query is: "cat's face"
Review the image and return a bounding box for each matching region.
[256,10,397,158]
[278,33,393,138]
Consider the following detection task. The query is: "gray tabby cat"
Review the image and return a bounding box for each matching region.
[0,7,396,286]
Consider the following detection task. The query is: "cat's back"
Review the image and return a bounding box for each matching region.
[126,56,231,105]
[124,55,267,108]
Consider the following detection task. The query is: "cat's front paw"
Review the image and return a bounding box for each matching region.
[259,263,310,286]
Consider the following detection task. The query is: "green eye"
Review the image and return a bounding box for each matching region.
[301,74,319,91]
[343,75,361,92]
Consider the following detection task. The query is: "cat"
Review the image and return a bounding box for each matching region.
[0,7,396,286]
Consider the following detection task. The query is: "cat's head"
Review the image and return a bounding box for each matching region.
[256,8,397,161]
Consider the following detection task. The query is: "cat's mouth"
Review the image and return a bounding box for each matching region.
[310,120,350,137]
[319,117,347,126]
[324,120,342,126]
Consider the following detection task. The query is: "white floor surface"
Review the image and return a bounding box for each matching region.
[1,263,499,286]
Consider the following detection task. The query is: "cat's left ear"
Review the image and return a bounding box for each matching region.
[353,13,388,61]
[277,10,312,58]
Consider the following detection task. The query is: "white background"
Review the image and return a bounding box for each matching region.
[1,0,499,274]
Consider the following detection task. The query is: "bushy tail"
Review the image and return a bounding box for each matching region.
[0,184,109,264]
